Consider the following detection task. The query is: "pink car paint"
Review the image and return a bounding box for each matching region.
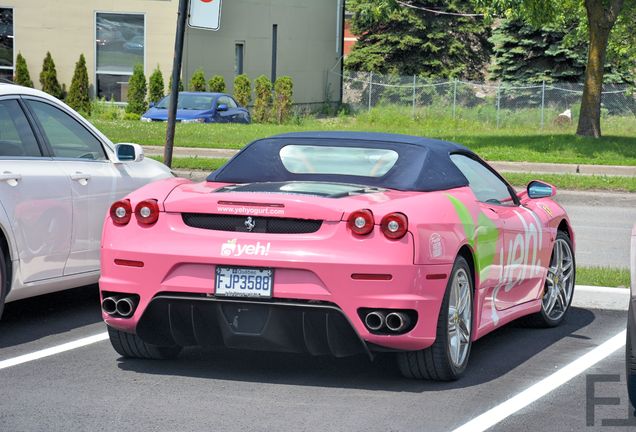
[100,176,572,352]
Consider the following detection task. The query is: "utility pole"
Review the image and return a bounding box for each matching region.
[164,0,189,169]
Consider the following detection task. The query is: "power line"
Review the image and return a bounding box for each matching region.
[395,0,485,18]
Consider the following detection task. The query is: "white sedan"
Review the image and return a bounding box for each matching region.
[0,83,172,318]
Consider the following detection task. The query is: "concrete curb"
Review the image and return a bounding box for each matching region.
[491,161,636,177]
[143,146,237,159]
[554,189,636,207]
[572,285,630,311]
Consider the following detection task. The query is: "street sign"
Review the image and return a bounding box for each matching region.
[189,0,222,31]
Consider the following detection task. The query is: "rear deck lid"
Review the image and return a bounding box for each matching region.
[164,181,388,222]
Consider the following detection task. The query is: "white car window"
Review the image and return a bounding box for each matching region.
[0,99,41,157]
[27,100,106,160]
[280,145,399,177]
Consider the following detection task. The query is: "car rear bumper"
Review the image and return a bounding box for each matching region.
[100,215,454,353]
[100,221,452,353]
[134,295,373,358]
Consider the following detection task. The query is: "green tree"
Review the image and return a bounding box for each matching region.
[66,54,91,115]
[474,0,634,137]
[208,75,226,93]
[126,64,147,115]
[490,17,634,85]
[345,0,491,79]
[14,53,33,87]
[39,52,63,99]
[233,74,251,107]
[273,76,293,124]
[253,75,273,123]
[148,66,165,104]
[489,20,586,83]
[189,69,207,92]
[168,74,184,93]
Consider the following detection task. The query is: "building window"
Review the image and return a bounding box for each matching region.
[95,12,144,102]
[0,8,13,82]
[235,43,244,75]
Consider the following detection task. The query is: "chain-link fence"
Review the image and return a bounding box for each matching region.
[334,70,636,128]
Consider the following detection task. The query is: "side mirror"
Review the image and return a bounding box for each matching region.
[216,103,228,112]
[527,180,556,199]
[114,143,144,163]
[149,101,155,108]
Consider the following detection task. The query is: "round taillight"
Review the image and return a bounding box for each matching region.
[134,199,160,225]
[381,213,408,240]
[348,209,374,236]
[110,200,132,226]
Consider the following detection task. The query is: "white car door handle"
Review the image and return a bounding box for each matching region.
[71,172,91,181]
[0,172,21,182]
[71,172,91,186]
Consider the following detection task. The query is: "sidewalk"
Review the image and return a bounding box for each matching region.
[571,285,630,311]
[143,145,636,177]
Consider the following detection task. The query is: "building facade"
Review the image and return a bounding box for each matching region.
[0,0,344,105]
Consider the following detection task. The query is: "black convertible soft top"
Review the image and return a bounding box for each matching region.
[207,132,473,192]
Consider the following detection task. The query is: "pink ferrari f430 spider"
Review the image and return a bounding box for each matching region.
[100,132,575,380]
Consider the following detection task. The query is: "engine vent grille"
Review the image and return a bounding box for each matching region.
[182,213,322,234]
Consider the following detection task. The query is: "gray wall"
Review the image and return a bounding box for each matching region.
[183,0,343,106]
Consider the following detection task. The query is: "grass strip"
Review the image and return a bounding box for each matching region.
[577,266,630,288]
[91,109,636,167]
[503,172,636,193]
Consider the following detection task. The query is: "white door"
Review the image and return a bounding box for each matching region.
[23,98,123,275]
[0,97,73,283]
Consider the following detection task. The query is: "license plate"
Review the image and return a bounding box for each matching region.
[215,266,273,298]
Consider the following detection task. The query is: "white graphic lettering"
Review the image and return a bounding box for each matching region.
[491,208,544,326]
[221,239,271,257]
[216,206,285,216]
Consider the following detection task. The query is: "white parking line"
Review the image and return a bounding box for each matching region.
[0,332,108,371]
[451,329,626,432]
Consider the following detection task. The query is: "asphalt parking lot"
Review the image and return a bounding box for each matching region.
[0,285,632,432]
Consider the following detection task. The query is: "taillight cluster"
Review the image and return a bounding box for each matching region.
[110,199,160,226]
[347,209,408,240]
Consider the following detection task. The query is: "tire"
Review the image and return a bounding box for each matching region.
[520,230,575,328]
[0,249,6,320]
[107,326,181,360]
[397,255,473,381]
[627,304,636,413]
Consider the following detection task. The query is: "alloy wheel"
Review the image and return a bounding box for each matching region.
[448,268,472,368]
[542,238,575,321]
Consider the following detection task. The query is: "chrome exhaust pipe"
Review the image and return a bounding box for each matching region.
[101,297,118,315]
[364,311,386,331]
[386,312,410,333]
[115,297,136,318]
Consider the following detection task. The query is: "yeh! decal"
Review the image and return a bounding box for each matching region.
[447,195,544,327]
[221,239,271,257]
[490,206,543,325]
